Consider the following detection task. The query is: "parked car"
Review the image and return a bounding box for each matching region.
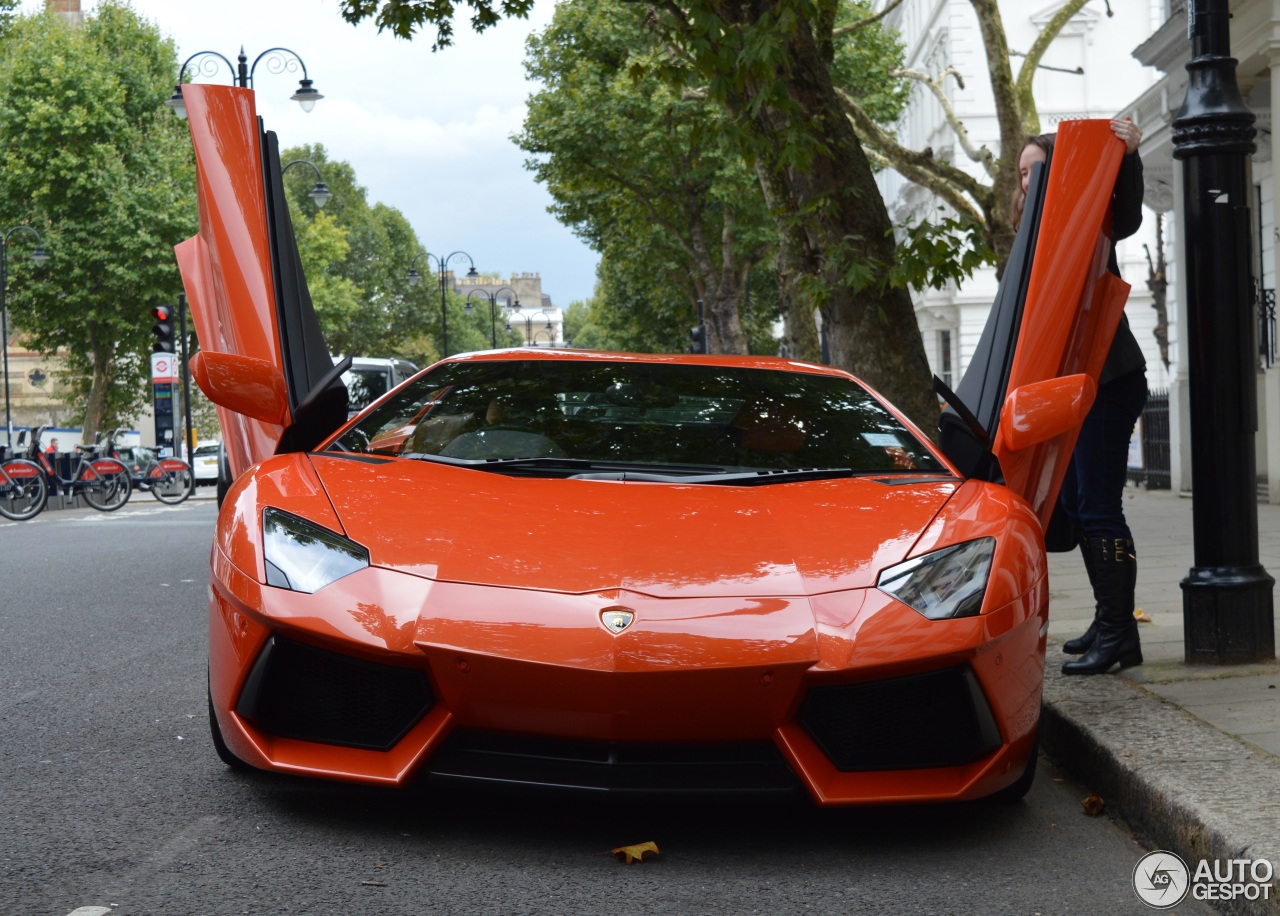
[178,84,1127,804]
[192,442,220,485]
[338,357,419,417]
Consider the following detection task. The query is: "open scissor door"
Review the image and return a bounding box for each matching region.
[174,83,347,483]
[937,120,1132,529]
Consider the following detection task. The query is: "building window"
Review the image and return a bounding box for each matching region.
[938,329,953,388]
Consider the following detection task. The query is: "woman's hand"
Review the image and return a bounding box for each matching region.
[1111,116,1142,155]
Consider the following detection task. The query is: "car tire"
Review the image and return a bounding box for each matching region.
[208,683,253,771]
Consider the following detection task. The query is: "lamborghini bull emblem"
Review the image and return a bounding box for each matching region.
[601,607,636,634]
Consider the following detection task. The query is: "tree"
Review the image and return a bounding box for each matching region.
[842,0,1100,273]
[338,0,941,433]
[518,0,775,355]
[0,3,195,441]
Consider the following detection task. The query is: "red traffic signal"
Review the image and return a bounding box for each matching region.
[151,304,175,353]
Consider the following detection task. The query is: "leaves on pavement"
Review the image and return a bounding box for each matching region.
[611,841,660,864]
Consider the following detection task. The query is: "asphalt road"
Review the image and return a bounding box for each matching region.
[0,499,1215,915]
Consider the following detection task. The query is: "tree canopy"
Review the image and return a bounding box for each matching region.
[0,2,195,439]
[339,0,940,432]
[517,0,778,356]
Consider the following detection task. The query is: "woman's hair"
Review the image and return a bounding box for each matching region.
[1011,133,1056,230]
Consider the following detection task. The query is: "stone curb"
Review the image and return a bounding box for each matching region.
[1040,648,1280,915]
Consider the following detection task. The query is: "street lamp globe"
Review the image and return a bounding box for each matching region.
[290,79,324,113]
[307,181,332,208]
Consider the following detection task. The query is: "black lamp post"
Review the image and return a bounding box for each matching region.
[165,47,323,119]
[506,308,556,346]
[407,251,479,358]
[1,226,49,447]
[466,286,520,349]
[281,159,333,208]
[1172,0,1275,663]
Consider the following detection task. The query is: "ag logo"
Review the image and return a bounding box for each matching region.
[601,607,635,633]
[1133,850,1190,908]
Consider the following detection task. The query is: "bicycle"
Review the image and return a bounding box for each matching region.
[106,429,193,505]
[0,442,48,521]
[25,425,132,512]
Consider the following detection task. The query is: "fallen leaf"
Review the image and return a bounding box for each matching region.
[1081,793,1105,816]
[611,841,660,864]
[1134,609,1152,623]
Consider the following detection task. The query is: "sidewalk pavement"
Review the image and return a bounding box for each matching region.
[1041,485,1280,914]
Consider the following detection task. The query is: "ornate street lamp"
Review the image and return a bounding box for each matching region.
[1172,0,1275,662]
[466,286,520,349]
[281,159,332,208]
[165,47,323,119]
[505,308,556,346]
[406,251,479,357]
[1,226,49,446]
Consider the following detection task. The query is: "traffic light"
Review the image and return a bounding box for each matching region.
[689,323,707,354]
[151,304,174,353]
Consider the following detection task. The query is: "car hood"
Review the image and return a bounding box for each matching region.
[309,454,958,598]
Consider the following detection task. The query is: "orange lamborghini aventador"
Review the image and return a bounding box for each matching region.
[176,83,1130,805]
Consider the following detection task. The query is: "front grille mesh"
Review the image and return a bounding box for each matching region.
[797,666,1002,771]
[236,636,433,750]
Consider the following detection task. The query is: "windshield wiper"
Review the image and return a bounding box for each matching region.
[604,467,954,485]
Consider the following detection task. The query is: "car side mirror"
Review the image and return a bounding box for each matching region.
[997,374,1096,453]
[190,351,289,425]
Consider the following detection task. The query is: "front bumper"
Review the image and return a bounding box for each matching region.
[208,551,1047,804]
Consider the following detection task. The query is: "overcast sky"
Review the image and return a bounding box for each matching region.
[28,0,600,307]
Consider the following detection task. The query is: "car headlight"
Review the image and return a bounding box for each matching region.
[876,538,995,620]
[262,507,369,593]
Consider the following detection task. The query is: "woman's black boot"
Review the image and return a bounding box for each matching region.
[1063,537,1142,675]
[1063,533,1098,655]
[1062,621,1097,655]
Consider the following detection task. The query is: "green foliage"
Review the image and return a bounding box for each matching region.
[518,0,776,353]
[339,0,534,47]
[831,3,911,125]
[583,254,779,356]
[887,216,997,292]
[0,3,195,434]
[281,144,472,362]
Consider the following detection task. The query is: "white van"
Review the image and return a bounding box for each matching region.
[336,357,420,417]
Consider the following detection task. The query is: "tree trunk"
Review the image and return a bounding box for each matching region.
[688,211,750,354]
[81,344,113,446]
[733,16,938,433]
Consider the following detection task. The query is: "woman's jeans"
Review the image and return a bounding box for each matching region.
[1059,368,1148,541]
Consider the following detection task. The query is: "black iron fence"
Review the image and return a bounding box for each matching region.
[1127,388,1170,490]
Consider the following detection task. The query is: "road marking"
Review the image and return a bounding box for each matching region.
[66,908,113,916]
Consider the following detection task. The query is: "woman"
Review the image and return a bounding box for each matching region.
[1014,118,1148,675]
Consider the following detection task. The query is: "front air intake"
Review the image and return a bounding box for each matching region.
[236,635,433,750]
[797,666,1002,771]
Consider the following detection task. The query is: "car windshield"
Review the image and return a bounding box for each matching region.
[334,359,944,477]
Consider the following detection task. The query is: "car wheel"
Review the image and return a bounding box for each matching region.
[985,724,1039,804]
[208,683,253,771]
